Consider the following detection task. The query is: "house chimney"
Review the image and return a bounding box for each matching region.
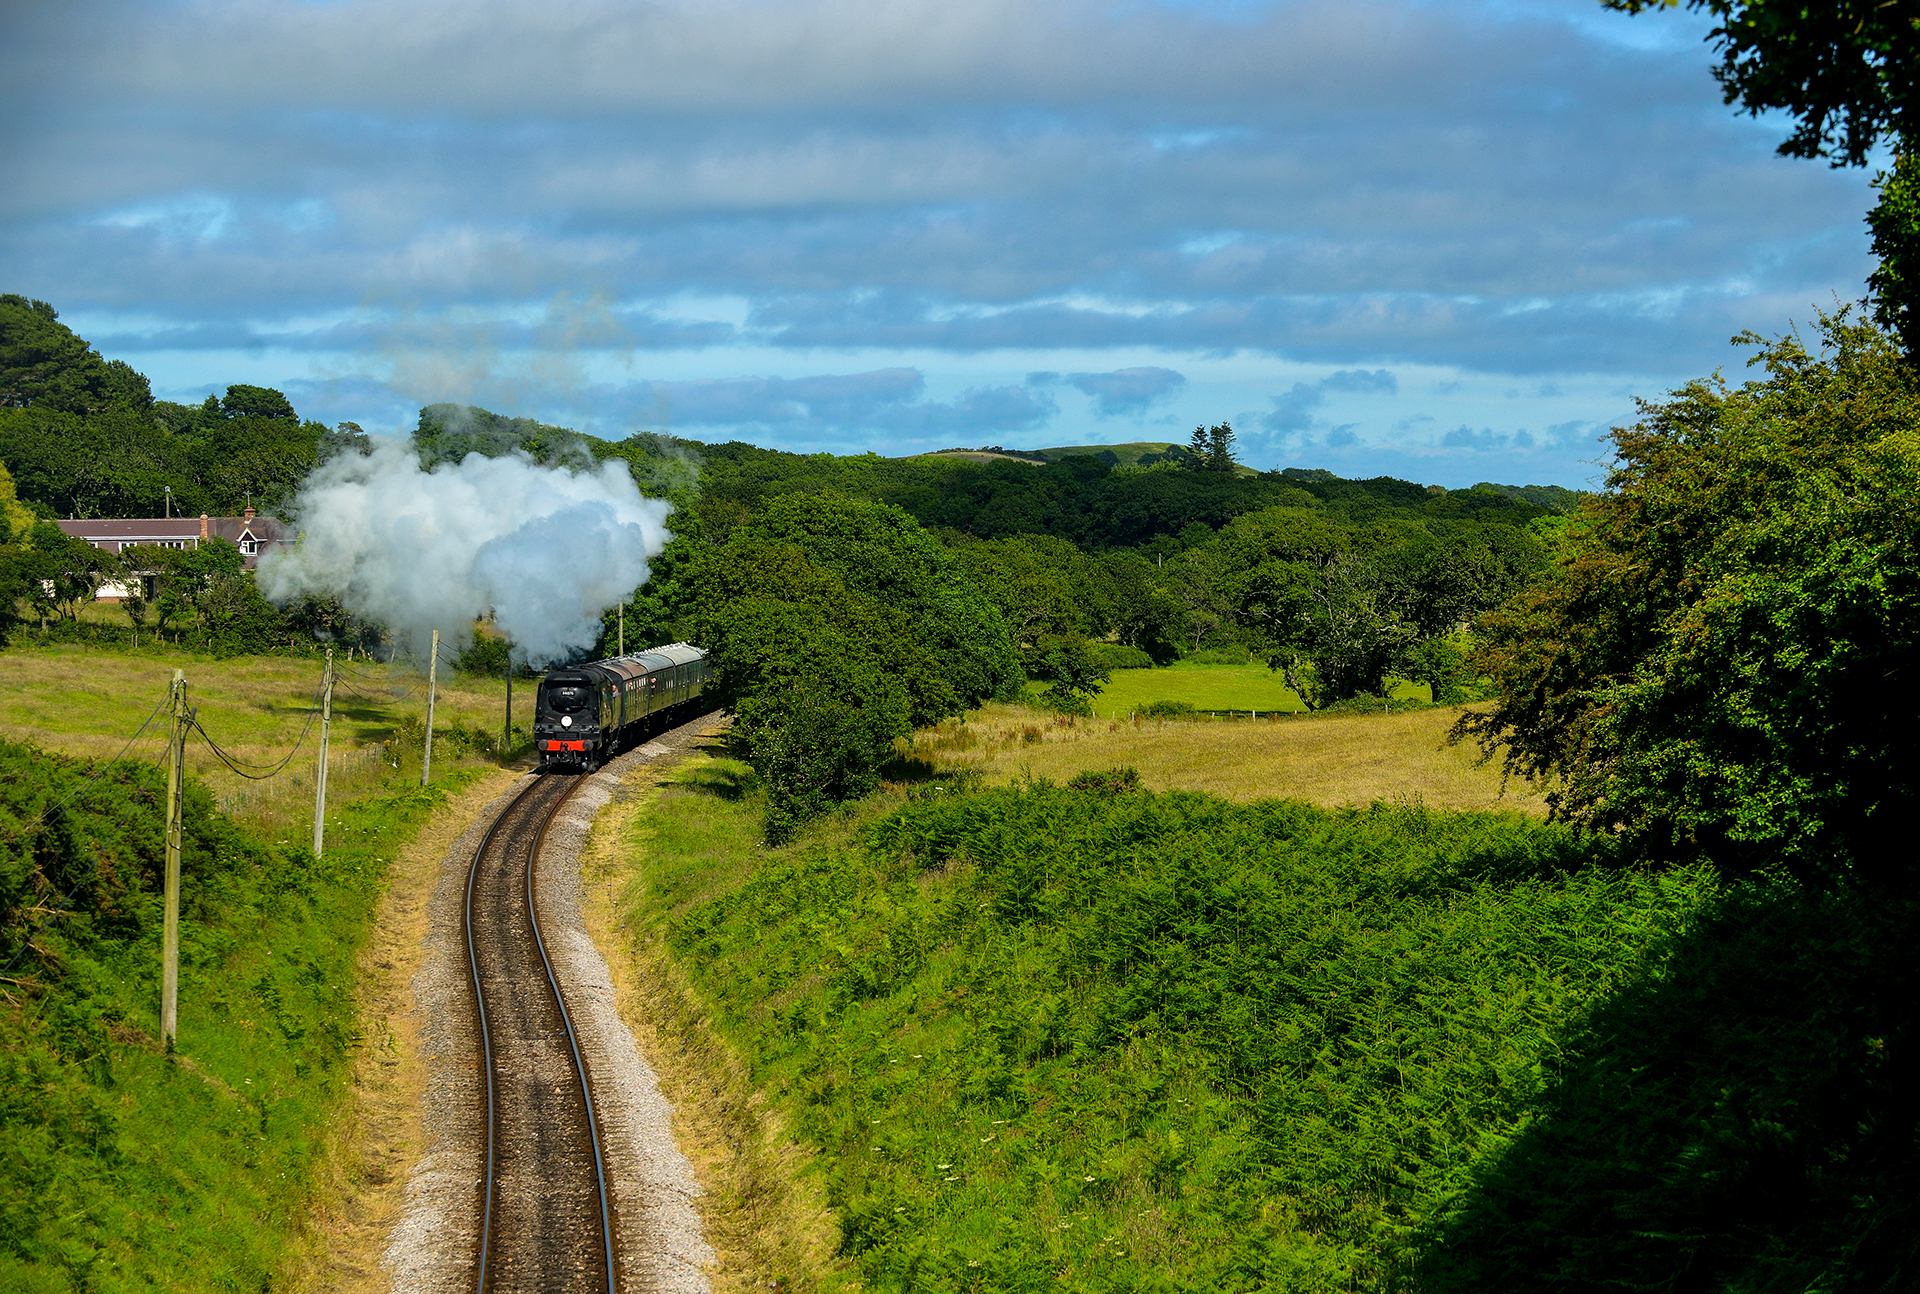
[243,505,255,524]
[199,513,209,540]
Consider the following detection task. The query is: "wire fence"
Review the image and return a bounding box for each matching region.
[213,743,393,818]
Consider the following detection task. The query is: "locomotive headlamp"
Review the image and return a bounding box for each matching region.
[561,715,572,727]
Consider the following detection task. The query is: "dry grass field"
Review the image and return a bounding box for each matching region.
[909,702,1547,814]
[0,642,524,837]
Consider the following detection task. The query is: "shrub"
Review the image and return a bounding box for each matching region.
[742,684,909,845]
[1065,766,1142,794]
[1088,642,1155,670]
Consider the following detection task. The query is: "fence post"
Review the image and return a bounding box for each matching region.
[162,669,185,1053]
[313,648,333,857]
[422,628,439,787]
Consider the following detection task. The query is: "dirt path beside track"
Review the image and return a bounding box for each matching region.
[289,767,520,1293]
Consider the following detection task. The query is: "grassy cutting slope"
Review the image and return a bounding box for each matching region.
[622,758,1714,1291]
[0,738,485,1292]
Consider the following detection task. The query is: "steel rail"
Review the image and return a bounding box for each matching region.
[527,782,620,1294]
[464,770,616,1294]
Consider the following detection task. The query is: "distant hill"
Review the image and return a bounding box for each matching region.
[1470,481,1592,515]
[924,441,1192,468]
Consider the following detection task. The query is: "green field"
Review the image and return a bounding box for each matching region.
[1090,661,1427,715]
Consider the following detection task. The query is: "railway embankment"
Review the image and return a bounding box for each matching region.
[0,734,493,1294]
[587,713,1914,1291]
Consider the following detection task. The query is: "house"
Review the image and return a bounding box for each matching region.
[56,507,293,600]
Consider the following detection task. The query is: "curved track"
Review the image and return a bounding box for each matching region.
[464,771,618,1294]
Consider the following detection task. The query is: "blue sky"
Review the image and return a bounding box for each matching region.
[0,0,1881,488]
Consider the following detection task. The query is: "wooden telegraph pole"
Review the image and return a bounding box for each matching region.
[162,669,186,1053]
[422,629,439,786]
[618,603,624,656]
[504,656,513,758]
[313,648,333,857]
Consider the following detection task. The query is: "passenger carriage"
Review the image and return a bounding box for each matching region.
[534,642,710,771]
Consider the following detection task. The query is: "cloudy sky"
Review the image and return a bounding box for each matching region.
[0,0,1881,487]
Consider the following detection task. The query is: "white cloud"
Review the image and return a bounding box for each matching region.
[0,0,1880,486]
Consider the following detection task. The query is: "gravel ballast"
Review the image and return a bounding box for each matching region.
[382,720,717,1293]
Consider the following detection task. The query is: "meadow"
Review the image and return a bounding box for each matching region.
[0,640,527,832]
[1087,657,1428,716]
[902,703,1544,815]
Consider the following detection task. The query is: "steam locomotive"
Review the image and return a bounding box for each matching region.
[535,642,711,771]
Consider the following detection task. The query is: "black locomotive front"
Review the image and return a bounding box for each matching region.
[535,669,608,769]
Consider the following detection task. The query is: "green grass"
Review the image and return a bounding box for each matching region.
[1089,661,1428,716]
[621,762,1723,1291]
[0,738,486,1292]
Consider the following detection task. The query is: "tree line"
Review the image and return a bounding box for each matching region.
[590,436,1560,836]
[1,290,1572,830]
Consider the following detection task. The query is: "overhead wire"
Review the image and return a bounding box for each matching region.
[190,707,320,781]
[8,696,168,845]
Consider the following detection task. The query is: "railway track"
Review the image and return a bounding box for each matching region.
[464,770,618,1294]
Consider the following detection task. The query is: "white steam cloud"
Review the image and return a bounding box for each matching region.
[259,439,673,666]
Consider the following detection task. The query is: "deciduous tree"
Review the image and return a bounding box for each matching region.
[1457,309,1920,885]
[1607,0,1920,351]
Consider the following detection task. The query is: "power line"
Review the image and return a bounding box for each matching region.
[185,666,329,781]
[8,696,168,844]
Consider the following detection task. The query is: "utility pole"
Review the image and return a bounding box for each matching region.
[313,648,333,857]
[162,670,186,1053]
[422,629,439,787]
[504,655,513,759]
[617,604,624,656]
